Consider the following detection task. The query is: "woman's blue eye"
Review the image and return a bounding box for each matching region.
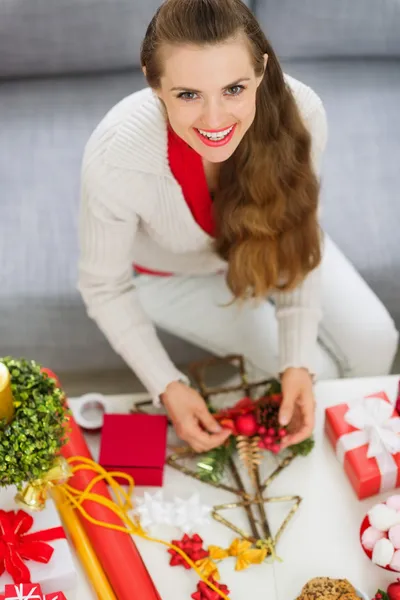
[177,91,198,101]
[225,85,245,96]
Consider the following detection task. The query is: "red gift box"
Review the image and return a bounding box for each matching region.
[325,391,400,499]
[99,413,168,486]
[0,583,66,600]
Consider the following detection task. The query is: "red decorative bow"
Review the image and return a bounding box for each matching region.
[168,534,209,569]
[0,510,65,584]
[191,577,230,600]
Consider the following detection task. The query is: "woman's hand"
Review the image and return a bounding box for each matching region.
[278,367,316,449]
[161,381,231,453]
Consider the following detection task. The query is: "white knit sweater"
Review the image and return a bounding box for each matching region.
[78,75,328,403]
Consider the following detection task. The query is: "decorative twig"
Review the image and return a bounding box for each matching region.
[188,354,273,401]
[261,453,296,492]
[254,467,272,540]
[212,502,258,545]
[266,495,302,545]
[167,451,247,497]
[228,457,259,540]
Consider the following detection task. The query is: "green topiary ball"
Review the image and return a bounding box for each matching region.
[0,357,69,488]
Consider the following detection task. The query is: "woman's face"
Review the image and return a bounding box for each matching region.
[155,37,267,164]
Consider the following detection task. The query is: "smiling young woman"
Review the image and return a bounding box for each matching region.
[78,0,398,454]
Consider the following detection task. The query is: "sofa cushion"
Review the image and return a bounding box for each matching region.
[256,0,400,59]
[282,58,400,319]
[0,0,153,77]
[0,70,211,372]
[0,0,252,78]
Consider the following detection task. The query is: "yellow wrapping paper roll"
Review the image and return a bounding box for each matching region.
[51,487,117,600]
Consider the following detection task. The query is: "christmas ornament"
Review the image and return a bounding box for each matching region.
[236,435,262,479]
[388,579,400,600]
[234,413,258,437]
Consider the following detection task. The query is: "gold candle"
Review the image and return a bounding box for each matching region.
[0,362,15,423]
[51,487,117,600]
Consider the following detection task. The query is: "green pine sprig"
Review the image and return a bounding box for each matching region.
[264,378,282,396]
[290,436,315,457]
[197,437,236,483]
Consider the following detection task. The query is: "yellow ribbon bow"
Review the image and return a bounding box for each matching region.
[208,538,267,571]
[195,557,220,580]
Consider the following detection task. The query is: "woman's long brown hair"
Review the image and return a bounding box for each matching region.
[141,0,322,299]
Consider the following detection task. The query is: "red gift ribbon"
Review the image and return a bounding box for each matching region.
[168,534,209,569]
[191,578,230,600]
[0,510,66,585]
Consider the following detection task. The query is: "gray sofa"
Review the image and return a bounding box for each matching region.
[1,0,399,376]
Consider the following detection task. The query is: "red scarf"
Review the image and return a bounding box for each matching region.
[134,126,214,276]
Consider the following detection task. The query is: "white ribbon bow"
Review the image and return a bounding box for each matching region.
[6,585,43,600]
[336,395,400,492]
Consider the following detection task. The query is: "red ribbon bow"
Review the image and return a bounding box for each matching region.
[191,577,230,600]
[168,534,209,569]
[0,510,66,584]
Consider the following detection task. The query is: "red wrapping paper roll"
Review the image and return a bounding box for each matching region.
[42,368,161,600]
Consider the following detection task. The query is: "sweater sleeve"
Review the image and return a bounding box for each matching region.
[78,159,189,405]
[272,94,328,376]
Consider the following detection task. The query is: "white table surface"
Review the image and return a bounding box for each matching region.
[67,375,400,600]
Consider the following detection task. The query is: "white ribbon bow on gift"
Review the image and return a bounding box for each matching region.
[5,585,43,600]
[336,395,400,492]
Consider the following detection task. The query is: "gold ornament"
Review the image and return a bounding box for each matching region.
[236,435,262,481]
[15,456,72,511]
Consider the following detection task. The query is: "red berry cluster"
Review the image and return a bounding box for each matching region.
[257,425,286,453]
[231,399,287,454]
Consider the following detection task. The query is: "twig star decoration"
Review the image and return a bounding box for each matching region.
[133,354,314,561]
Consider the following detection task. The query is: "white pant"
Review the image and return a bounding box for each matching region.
[135,236,399,381]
